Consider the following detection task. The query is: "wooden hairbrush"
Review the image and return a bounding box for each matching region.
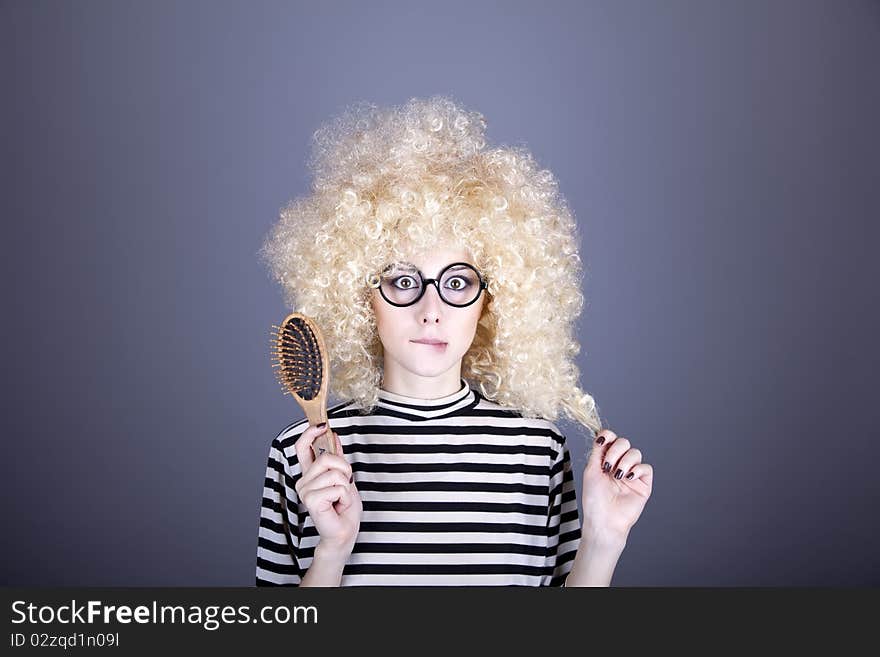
[270,312,337,459]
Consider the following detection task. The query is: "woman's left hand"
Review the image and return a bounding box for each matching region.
[580,428,653,545]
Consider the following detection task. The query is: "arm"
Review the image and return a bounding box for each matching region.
[293,426,362,587]
[565,427,653,586]
[257,427,360,587]
[543,431,582,586]
[256,435,304,586]
[299,543,349,586]
[564,533,626,587]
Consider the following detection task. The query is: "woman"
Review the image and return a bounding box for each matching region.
[256,96,653,586]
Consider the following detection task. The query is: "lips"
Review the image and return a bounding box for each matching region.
[411,339,448,345]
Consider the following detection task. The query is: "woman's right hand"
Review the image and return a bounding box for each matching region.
[293,423,362,558]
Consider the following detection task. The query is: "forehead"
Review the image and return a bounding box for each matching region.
[391,243,474,274]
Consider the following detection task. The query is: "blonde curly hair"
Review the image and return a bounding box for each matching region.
[259,95,604,435]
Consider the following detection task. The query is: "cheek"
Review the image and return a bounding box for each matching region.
[472,298,486,324]
[370,292,384,320]
[370,295,387,335]
[457,306,483,338]
[371,295,402,343]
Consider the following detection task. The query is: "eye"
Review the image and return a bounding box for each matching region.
[392,275,419,289]
[444,275,472,290]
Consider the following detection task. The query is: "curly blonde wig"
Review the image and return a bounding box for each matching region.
[258,95,604,435]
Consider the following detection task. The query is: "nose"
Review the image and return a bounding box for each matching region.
[418,282,443,323]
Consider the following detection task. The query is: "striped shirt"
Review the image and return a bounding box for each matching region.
[256,378,581,586]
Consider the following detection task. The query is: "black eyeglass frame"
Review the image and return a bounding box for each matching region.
[367,261,489,308]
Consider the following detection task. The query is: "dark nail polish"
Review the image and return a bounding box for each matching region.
[615,468,623,479]
[626,472,634,480]
[317,422,326,428]
[596,435,605,445]
[603,461,611,472]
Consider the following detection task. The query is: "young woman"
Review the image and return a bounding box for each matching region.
[256,96,653,586]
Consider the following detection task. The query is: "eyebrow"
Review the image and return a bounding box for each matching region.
[392,262,473,276]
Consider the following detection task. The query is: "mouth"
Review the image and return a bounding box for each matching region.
[411,339,448,347]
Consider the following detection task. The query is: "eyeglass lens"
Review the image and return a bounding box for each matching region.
[379,263,482,306]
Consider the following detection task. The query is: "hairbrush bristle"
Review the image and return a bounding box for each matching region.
[269,312,335,457]
[271,316,323,400]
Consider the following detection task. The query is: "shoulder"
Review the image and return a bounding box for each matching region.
[473,394,561,428]
[471,395,568,454]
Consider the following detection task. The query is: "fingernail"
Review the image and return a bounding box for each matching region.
[626,472,634,480]
[596,435,605,445]
[349,473,354,483]
[614,468,623,479]
[316,422,326,428]
[603,461,611,472]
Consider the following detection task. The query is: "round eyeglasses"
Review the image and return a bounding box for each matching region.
[366,261,488,308]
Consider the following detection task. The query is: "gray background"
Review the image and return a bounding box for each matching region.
[2,0,878,586]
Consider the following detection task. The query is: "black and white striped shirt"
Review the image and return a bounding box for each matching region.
[256,378,581,586]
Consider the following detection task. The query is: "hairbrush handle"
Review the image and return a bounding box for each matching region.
[311,430,336,459]
[298,398,337,459]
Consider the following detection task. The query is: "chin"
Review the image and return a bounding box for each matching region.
[403,361,454,377]
[393,347,459,377]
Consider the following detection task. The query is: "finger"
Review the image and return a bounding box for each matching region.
[612,448,643,481]
[299,468,351,496]
[294,423,330,473]
[587,428,616,472]
[624,463,653,491]
[302,484,352,514]
[333,484,355,512]
[600,435,631,476]
[294,448,351,495]
[310,452,353,482]
[311,428,338,459]
[623,465,652,497]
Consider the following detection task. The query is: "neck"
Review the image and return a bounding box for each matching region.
[380,362,463,400]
